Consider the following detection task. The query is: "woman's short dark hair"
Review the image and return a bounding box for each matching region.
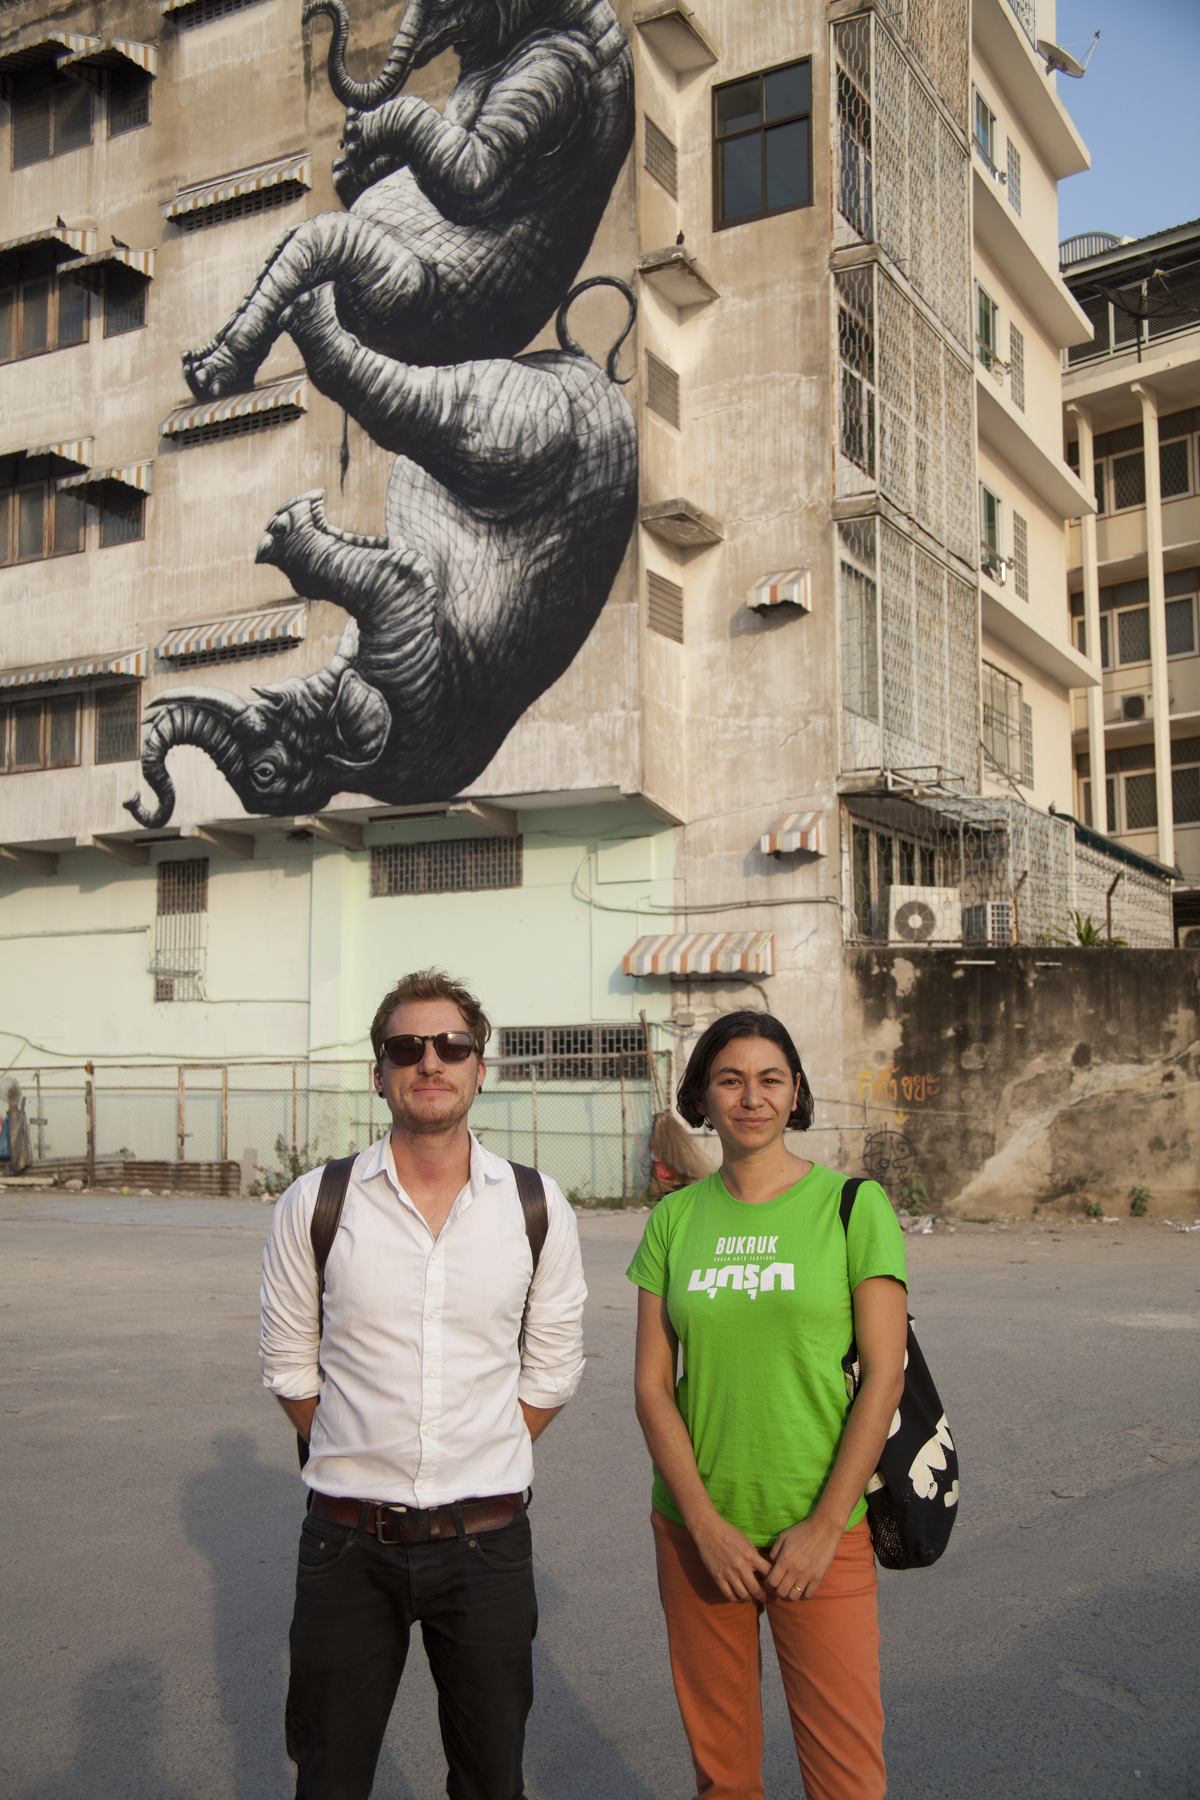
[677,1010,814,1132]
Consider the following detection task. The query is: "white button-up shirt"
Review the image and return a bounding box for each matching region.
[260,1132,587,1503]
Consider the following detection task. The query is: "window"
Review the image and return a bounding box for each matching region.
[173,0,269,26]
[108,68,152,138]
[1172,763,1200,826]
[836,66,872,238]
[645,352,680,427]
[1160,436,1190,498]
[95,685,141,764]
[980,484,1004,581]
[0,460,86,565]
[840,557,879,720]
[1009,323,1025,411]
[976,283,999,372]
[647,572,684,643]
[497,1025,648,1081]
[714,59,811,228]
[99,483,146,548]
[972,89,997,166]
[1166,594,1197,657]
[838,301,875,474]
[1006,138,1022,214]
[0,692,80,773]
[1111,450,1146,511]
[0,266,89,362]
[173,181,308,233]
[643,116,677,198]
[11,70,92,168]
[982,662,1024,780]
[1083,738,1200,833]
[1117,605,1151,665]
[104,265,148,337]
[154,859,208,1003]
[1021,701,1034,788]
[1011,512,1029,600]
[370,837,522,897]
[1123,771,1158,831]
[1082,776,1118,833]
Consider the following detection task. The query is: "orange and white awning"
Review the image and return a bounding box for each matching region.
[59,246,156,287]
[0,31,100,73]
[759,811,824,855]
[159,373,308,437]
[0,646,148,690]
[0,224,97,260]
[158,604,307,661]
[61,38,158,76]
[749,568,811,612]
[58,460,153,495]
[23,437,94,470]
[164,153,312,220]
[623,931,775,978]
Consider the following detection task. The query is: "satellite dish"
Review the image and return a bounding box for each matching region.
[1037,31,1099,78]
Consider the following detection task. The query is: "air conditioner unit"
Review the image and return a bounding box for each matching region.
[1119,692,1153,722]
[962,901,1013,946]
[889,887,962,945]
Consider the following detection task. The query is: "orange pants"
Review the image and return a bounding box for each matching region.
[652,1511,886,1800]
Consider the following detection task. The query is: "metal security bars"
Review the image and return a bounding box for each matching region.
[154,858,208,1002]
[497,1026,649,1081]
[643,115,678,198]
[370,837,522,897]
[833,14,971,351]
[646,352,681,427]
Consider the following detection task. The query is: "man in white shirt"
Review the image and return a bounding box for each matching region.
[260,968,587,1800]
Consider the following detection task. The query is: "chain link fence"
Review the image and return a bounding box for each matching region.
[9,1052,673,1204]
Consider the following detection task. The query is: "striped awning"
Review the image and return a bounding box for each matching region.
[0,31,99,72]
[159,372,308,437]
[0,224,97,260]
[158,603,307,660]
[623,931,775,978]
[18,437,94,470]
[759,811,825,856]
[61,39,158,76]
[749,568,811,612]
[58,460,153,496]
[164,152,312,220]
[59,247,156,287]
[0,646,148,691]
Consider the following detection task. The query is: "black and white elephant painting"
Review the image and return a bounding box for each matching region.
[131,0,641,829]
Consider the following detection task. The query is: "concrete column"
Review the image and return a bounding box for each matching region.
[1131,382,1175,869]
[1067,404,1108,831]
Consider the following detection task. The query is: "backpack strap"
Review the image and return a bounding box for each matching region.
[510,1160,548,1275]
[297,1152,356,1472]
[839,1175,866,1235]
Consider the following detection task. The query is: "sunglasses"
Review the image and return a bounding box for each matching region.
[380,1031,476,1067]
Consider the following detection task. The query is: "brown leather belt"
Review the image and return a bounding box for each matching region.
[309,1490,525,1546]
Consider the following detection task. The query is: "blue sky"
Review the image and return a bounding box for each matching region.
[1054,0,1200,246]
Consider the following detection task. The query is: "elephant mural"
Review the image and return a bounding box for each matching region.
[182,0,634,397]
[125,284,637,828]
[135,0,640,828]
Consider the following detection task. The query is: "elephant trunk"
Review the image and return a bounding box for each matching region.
[123,699,249,830]
[302,0,427,111]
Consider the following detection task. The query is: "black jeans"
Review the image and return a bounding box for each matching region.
[285,1506,537,1800]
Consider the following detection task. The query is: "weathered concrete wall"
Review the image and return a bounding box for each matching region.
[841,948,1200,1217]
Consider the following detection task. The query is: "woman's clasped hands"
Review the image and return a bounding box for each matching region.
[693,1510,842,1604]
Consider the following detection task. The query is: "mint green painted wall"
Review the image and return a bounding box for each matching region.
[0,803,675,1066]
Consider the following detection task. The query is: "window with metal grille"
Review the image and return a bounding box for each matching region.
[1166,594,1197,657]
[836,67,872,237]
[1008,323,1025,411]
[839,557,878,720]
[370,836,522,897]
[497,1024,648,1081]
[95,685,141,764]
[1021,701,1034,788]
[109,68,152,137]
[1011,512,1029,600]
[1005,137,1022,213]
[644,115,677,198]
[1160,437,1190,498]
[982,661,1022,778]
[155,858,208,1002]
[1172,763,1200,826]
[1111,451,1146,510]
[647,572,683,643]
[0,266,89,362]
[99,484,145,548]
[1123,772,1158,831]
[105,265,147,337]
[174,183,307,232]
[173,0,268,26]
[646,352,680,427]
[171,407,304,448]
[1117,606,1151,665]
[838,303,875,474]
[0,692,79,773]
[11,71,92,168]
[714,59,811,229]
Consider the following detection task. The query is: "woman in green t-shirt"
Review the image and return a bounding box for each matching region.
[627,1010,908,1800]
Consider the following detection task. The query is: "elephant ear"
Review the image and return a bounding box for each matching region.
[328,667,391,769]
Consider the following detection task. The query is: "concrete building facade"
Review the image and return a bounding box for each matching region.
[0,0,1174,1199]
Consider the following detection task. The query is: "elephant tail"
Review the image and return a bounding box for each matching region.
[556,278,637,384]
[302,0,426,111]
[123,695,249,831]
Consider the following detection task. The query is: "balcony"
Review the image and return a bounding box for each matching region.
[972,0,1090,181]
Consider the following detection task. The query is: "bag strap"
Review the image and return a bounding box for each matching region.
[297,1152,356,1472]
[839,1175,865,1236]
[510,1160,548,1276]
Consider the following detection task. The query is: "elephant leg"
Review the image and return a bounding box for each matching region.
[255,490,445,735]
[181,213,433,400]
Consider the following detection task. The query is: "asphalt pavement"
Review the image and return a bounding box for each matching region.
[1,1192,1197,1800]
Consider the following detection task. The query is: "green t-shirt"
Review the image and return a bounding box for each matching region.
[626,1164,907,1544]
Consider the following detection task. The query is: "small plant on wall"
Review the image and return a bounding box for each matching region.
[1129,1185,1152,1216]
[1084,1198,1104,1218]
[895,1174,929,1216]
[248,1136,323,1198]
[1048,911,1127,948]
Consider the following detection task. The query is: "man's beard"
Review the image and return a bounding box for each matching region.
[390,1085,474,1137]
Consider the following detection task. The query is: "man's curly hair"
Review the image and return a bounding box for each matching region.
[370,969,491,1062]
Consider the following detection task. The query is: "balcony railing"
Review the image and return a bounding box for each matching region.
[981,543,1009,584]
[1006,0,1038,50]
